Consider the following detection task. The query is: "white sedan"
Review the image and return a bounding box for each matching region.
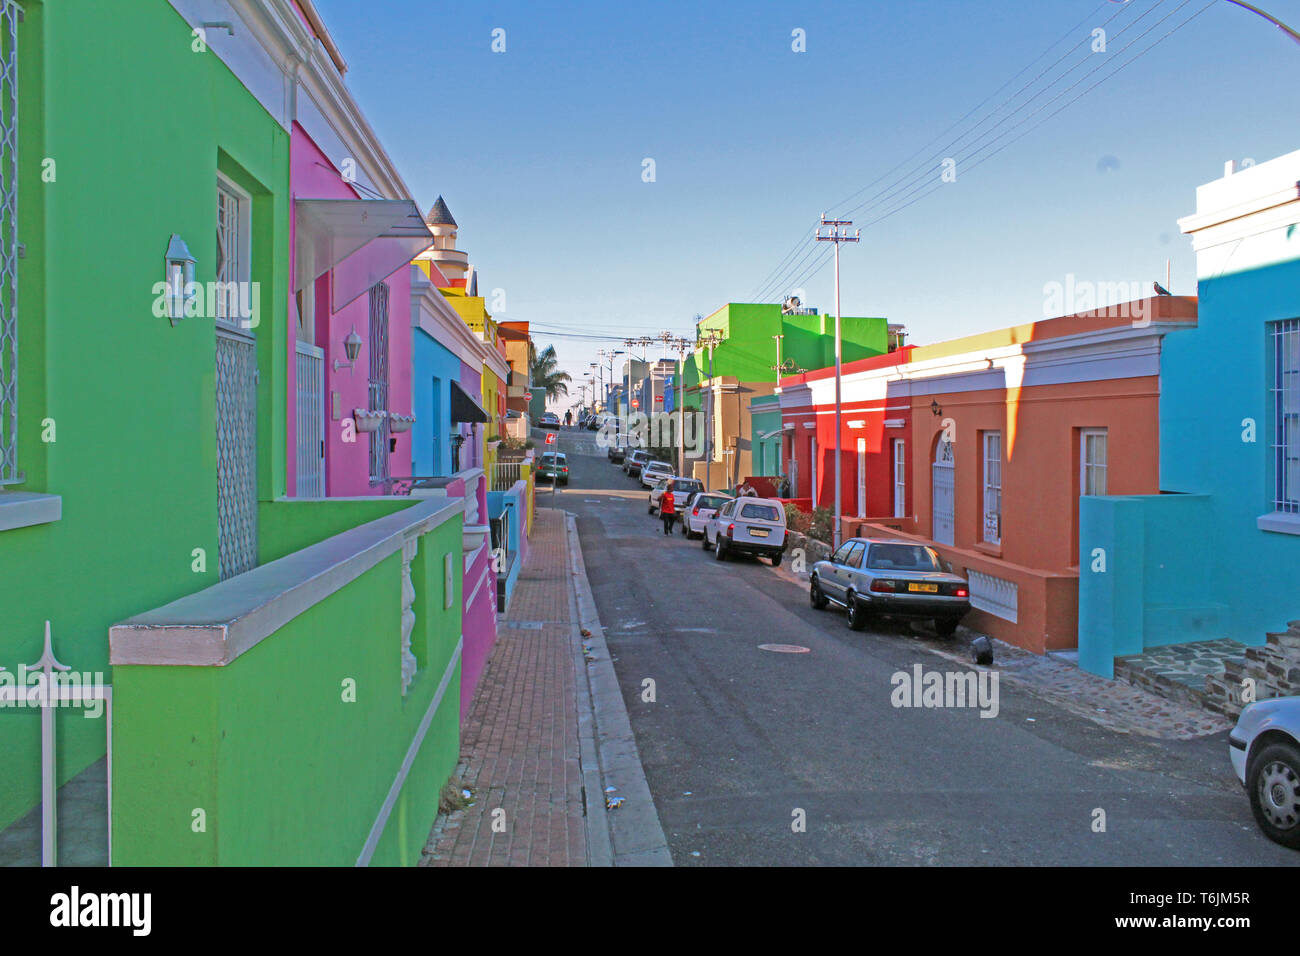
[1230,696,1300,849]
[680,492,732,539]
[640,460,673,488]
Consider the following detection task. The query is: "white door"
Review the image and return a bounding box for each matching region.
[295,341,325,496]
[931,438,955,546]
[893,439,906,518]
[810,436,818,509]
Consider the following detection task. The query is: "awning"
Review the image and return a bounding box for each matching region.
[294,199,435,309]
[450,381,488,424]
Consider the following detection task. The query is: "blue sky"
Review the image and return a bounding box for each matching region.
[315,0,1300,401]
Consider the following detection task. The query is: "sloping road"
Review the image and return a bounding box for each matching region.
[547,427,1294,866]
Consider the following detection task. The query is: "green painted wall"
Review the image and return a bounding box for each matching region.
[749,395,782,476]
[0,0,290,832]
[683,303,888,389]
[112,512,463,866]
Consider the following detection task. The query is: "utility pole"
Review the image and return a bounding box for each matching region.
[816,214,860,550]
[698,330,722,489]
[666,334,693,475]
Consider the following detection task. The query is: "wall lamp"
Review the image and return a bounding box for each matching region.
[930,400,943,417]
[333,326,363,374]
[164,234,196,326]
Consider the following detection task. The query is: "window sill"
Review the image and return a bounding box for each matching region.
[972,540,1003,559]
[0,491,63,531]
[1257,512,1300,536]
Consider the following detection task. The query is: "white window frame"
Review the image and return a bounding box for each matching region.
[1269,318,1299,519]
[810,436,818,510]
[982,430,1001,545]
[1080,428,1107,498]
[893,439,906,518]
[215,173,252,327]
[856,438,866,517]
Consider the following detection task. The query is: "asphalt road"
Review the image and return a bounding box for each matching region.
[543,426,1295,866]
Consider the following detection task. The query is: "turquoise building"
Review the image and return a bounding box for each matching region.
[1079,152,1300,677]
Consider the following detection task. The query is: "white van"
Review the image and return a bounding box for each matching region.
[702,497,788,566]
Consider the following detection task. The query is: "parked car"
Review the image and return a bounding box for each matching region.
[649,477,703,515]
[809,538,970,635]
[538,412,561,429]
[607,438,627,463]
[537,451,569,485]
[640,460,674,489]
[681,491,732,539]
[702,496,787,565]
[624,449,650,477]
[1230,696,1300,850]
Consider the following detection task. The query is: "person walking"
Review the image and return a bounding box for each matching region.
[660,481,676,535]
[564,410,572,427]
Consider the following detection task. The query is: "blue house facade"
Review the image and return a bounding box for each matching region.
[1079,152,1300,677]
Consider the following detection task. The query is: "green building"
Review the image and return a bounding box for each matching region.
[0,0,462,866]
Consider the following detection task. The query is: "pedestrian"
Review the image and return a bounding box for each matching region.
[660,481,676,535]
[564,410,572,427]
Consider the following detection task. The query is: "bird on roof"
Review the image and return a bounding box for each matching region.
[1153,281,1171,296]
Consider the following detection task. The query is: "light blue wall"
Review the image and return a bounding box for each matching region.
[413,329,461,477]
[1078,256,1300,675]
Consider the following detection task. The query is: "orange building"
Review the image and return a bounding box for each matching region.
[854,296,1197,653]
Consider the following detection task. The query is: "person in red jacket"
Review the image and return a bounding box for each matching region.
[660,482,676,535]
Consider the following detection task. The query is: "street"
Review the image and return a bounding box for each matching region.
[544,427,1294,866]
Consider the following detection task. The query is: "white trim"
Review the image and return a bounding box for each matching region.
[1258,512,1300,536]
[356,636,462,867]
[0,492,62,531]
[1080,428,1107,497]
[110,496,464,666]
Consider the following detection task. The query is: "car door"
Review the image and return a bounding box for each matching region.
[823,542,855,599]
[829,543,865,599]
[711,499,735,544]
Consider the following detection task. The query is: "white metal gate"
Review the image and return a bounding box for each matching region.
[368,283,390,485]
[932,439,954,545]
[0,1,18,486]
[295,341,324,496]
[216,327,258,579]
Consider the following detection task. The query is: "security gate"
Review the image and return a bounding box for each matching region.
[931,438,955,546]
[0,0,18,486]
[216,327,258,579]
[295,341,325,496]
[368,283,390,485]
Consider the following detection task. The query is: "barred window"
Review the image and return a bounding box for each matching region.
[1272,318,1300,515]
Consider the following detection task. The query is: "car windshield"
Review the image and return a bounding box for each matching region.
[543,454,565,464]
[696,495,729,510]
[648,462,670,471]
[866,543,944,571]
[676,480,702,493]
[739,503,781,521]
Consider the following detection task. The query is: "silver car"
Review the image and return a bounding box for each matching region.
[1230,696,1300,850]
[640,460,673,488]
[809,537,970,635]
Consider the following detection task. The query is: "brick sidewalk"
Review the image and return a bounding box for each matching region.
[421,507,588,866]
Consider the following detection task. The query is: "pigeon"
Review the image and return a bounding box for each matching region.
[1153,281,1171,296]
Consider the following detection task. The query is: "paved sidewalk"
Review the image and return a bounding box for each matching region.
[421,508,587,866]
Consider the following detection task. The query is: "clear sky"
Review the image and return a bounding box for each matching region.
[314,0,1300,407]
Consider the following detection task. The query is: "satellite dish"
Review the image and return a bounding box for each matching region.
[782,296,801,314]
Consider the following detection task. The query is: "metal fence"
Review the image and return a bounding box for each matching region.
[490,459,523,491]
[0,1,18,485]
[216,328,258,580]
[295,341,324,496]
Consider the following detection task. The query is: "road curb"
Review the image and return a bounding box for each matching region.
[564,511,673,867]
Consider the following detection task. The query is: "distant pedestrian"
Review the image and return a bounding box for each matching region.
[660,483,676,535]
[564,410,572,427]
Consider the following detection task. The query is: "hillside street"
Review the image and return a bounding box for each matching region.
[548,427,1293,866]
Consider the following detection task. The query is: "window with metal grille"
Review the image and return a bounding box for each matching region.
[982,431,1001,545]
[0,1,18,486]
[1272,318,1300,515]
[1081,428,1107,497]
[893,439,906,518]
[368,282,390,485]
[215,177,248,324]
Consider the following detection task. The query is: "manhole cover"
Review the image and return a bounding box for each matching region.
[758,644,810,654]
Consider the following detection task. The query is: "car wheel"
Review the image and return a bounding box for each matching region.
[702,531,712,551]
[934,618,959,638]
[770,551,783,567]
[845,593,868,631]
[810,577,829,610]
[680,520,689,537]
[648,503,655,514]
[1247,740,1300,849]
[715,537,728,561]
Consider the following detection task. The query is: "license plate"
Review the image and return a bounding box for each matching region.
[750,528,769,538]
[908,583,939,593]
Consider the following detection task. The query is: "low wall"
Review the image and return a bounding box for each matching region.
[860,521,1078,655]
[109,497,465,865]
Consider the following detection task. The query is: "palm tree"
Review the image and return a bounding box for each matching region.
[529,342,571,402]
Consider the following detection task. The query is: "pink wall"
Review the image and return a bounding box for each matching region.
[289,123,413,496]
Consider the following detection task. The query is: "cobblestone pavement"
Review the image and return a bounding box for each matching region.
[421,507,588,866]
[772,561,1231,740]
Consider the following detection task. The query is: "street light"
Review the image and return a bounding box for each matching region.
[1219,1,1300,44]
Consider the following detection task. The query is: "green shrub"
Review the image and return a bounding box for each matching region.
[784,503,811,534]
[810,507,834,544]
